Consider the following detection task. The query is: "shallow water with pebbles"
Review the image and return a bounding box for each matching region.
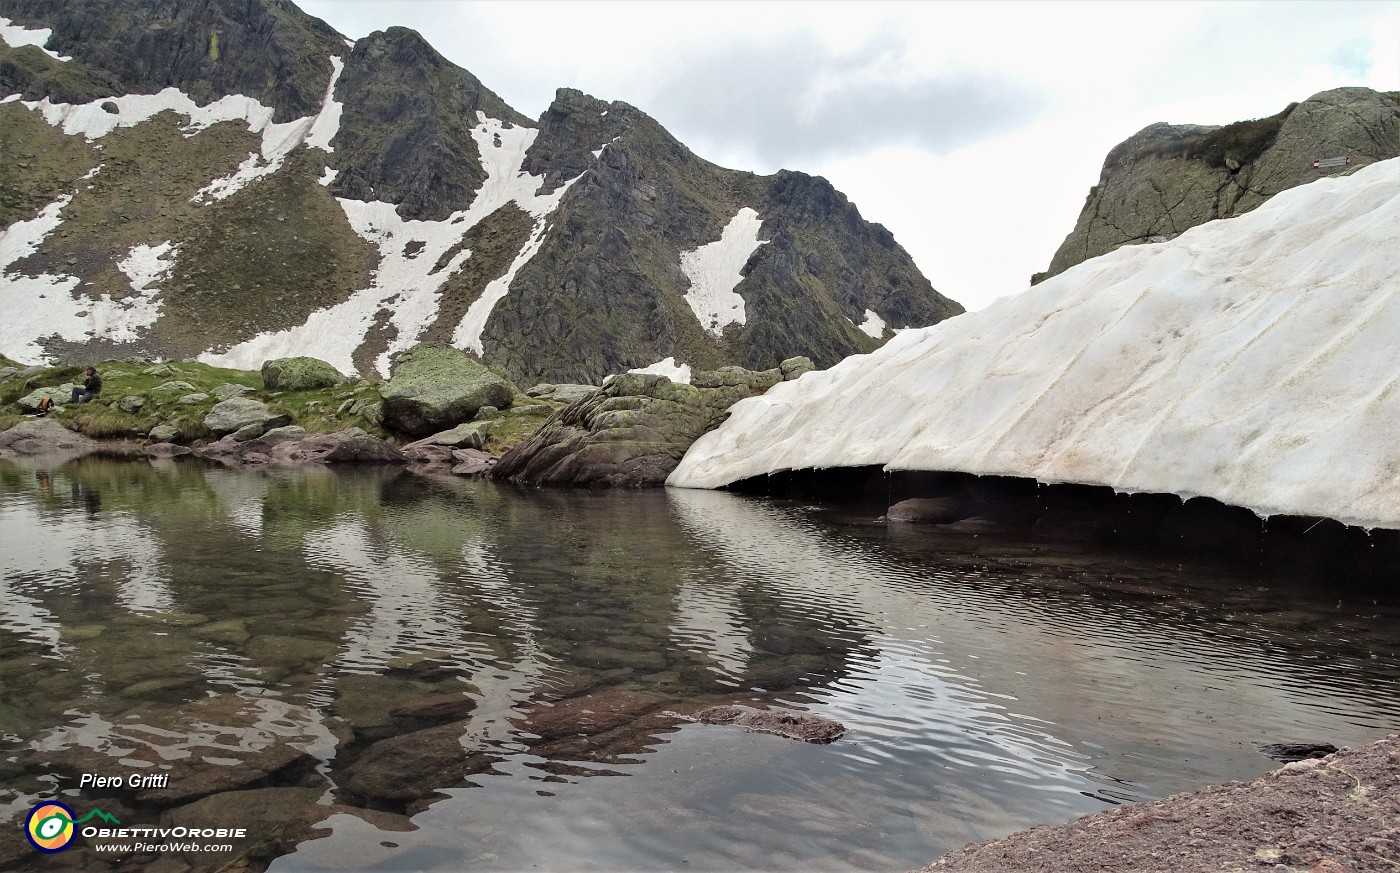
[2,458,1399,872]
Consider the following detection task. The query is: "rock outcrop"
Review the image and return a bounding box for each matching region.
[1037,88,1400,281]
[492,363,806,487]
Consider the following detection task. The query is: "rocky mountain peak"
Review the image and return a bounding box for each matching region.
[0,0,344,120]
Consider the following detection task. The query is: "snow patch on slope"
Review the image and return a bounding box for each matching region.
[204,115,576,375]
[681,207,767,337]
[0,16,70,62]
[0,196,165,359]
[10,54,345,204]
[670,159,1400,530]
[192,55,344,203]
[857,309,886,339]
[117,241,179,292]
[629,356,692,383]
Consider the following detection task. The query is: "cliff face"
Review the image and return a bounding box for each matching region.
[1037,87,1400,282]
[0,0,962,385]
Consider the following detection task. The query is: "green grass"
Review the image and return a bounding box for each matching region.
[62,405,152,439]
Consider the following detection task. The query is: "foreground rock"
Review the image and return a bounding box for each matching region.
[0,419,130,459]
[493,361,810,487]
[381,344,514,435]
[916,735,1400,873]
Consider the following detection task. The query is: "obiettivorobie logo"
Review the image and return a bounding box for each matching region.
[24,802,121,853]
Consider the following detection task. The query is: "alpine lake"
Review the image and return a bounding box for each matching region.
[2,457,1399,872]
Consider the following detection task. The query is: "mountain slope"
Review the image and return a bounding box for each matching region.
[671,158,1400,531]
[0,0,961,385]
[1036,87,1400,282]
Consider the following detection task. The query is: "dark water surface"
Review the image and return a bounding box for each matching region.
[2,458,1399,872]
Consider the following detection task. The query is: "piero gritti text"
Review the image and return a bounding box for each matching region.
[78,773,172,790]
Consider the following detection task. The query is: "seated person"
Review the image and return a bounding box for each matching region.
[71,367,102,403]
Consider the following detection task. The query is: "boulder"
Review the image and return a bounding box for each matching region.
[403,421,493,451]
[280,428,405,464]
[474,405,501,421]
[887,497,971,524]
[493,368,783,487]
[0,366,18,381]
[380,344,513,435]
[211,383,254,400]
[177,392,210,405]
[116,395,146,413]
[260,425,307,444]
[142,363,177,377]
[150,380,198,403]
[148,424,180,443]
[203,398,290,436]
[780,356,815,380]
[261,356,345,391]
[18,385,73,411]
[230,422,267,441]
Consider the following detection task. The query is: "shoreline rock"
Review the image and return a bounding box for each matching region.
[915,735,1400,873]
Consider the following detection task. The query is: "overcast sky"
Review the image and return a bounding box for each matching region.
[300,0,1398,312]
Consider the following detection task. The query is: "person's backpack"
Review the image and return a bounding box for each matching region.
[35,396,53,416]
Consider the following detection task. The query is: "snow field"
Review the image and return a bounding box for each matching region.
[670,159,1400,530]
[680,207,767,337]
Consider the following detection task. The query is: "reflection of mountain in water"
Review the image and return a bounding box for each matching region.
[2,460,1399,873]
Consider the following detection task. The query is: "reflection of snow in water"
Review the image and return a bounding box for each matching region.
[305,519,496,673]
[671,576,752,681]
[202,468,270,538]
[303,518,558,750]
[0,496,176,654]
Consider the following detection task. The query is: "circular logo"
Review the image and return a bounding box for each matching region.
[25,802,76,853]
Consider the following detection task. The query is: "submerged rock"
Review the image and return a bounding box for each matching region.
[690,704,845,744]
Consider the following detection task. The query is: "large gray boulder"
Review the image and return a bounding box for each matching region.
[261,357,345,391]
[18,385,74,412]
[380,345,513,436]
[203,397,290,436]
[1038,87,1400,281]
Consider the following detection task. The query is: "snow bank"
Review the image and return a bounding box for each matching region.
[670,159,1400,530]
[0,16,70,61]
[681,207,767,337]
[204,114,575,376]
